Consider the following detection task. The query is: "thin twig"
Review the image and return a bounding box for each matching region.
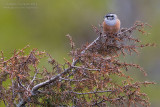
[11,72,15,101]
[70,90,112,95]
[81,36,101,54]
[92,98,122,106]
[17,77,27,91]
[72,66,100,71]
[60,77,88,82]
[27,67,39,90]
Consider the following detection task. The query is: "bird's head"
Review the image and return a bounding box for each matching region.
[104,13,118,21]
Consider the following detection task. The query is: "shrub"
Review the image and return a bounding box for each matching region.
[0,22,155,107]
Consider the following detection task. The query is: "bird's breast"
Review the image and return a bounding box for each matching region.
[103,19,120,34]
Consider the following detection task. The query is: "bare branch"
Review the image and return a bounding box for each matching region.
[72,66,100,71]
[92,97,122,106]
[70,90,112,95]
[27,67,39,90]
[17,77,27,91]
[60,77,88,82]
[81,36,101,54]
[31,66,74,95]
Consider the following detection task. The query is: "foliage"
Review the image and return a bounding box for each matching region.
[0,22,155,107]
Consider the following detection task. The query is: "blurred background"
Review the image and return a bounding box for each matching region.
[0,0,159,106]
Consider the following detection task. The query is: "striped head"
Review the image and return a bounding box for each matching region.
[104,13,118,26]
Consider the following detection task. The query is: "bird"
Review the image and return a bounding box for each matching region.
[103,13,121,34]
[86,13,121,56]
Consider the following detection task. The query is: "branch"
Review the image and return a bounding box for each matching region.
[81,36,101,54]
[17,76,27,91]
[17,99,27,107]
[17,66,73,107]
[60,77,88,82]
[27,67,39,90]
[31,67,73,95]
[117,22,144,36]
[80,22,142,55]
[17,59,99,106]
[69,90,112,95]
[72,66,100,71]
[92,97,122,106]
[17,58,79,107]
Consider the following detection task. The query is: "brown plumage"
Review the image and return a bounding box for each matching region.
[103,19,120,34]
